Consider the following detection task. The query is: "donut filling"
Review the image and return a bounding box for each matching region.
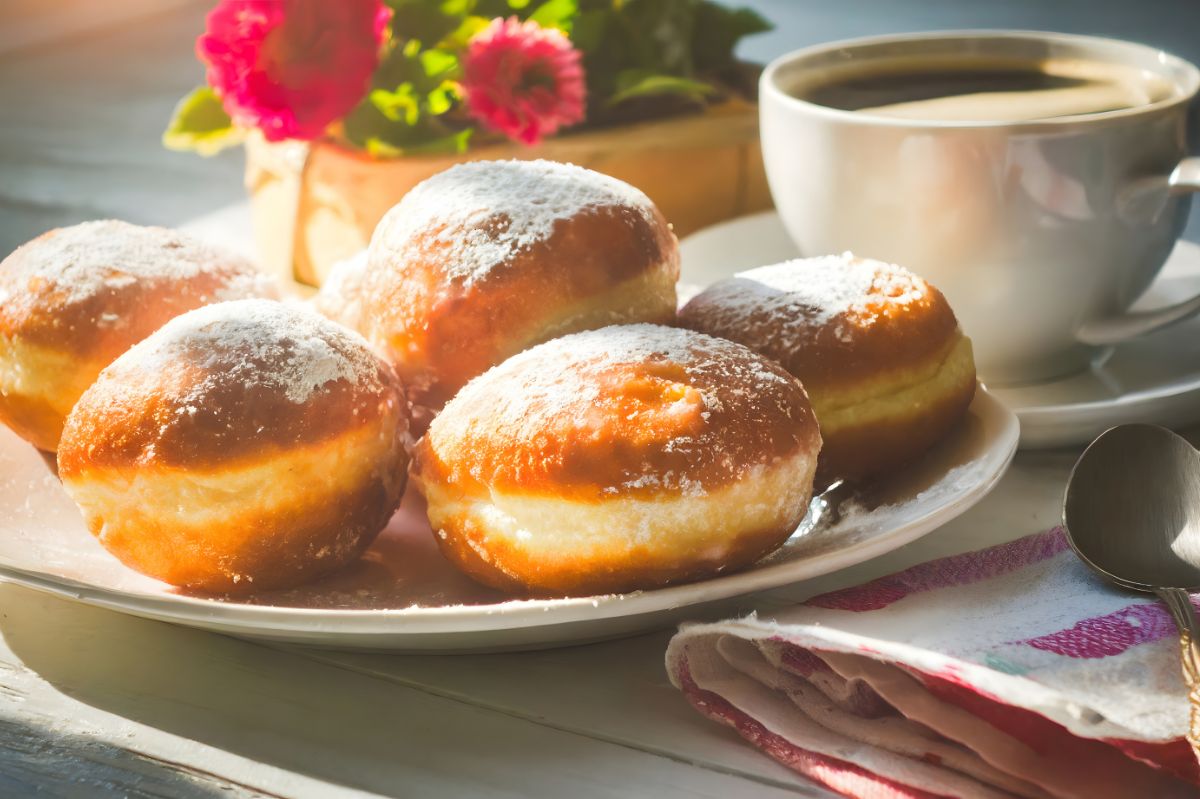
[421,447,817,595]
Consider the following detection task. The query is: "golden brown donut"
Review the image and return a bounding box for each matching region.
[412,324,822,597]
[361,159,680,425]
[678,254,976,483]
[0,220,277,452]
[57,299,410,594]
[312,249,368,334]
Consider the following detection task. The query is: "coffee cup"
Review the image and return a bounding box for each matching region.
[760,31,1200,385]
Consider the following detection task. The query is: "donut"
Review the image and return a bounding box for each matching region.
[678,254,976,483]
[412,324,822,596]
[312,249,368,334]
[57,299,409,594]
[361,159,680,425]
[0,220,277,452]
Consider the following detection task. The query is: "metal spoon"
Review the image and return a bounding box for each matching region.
[1064,424,1200,758]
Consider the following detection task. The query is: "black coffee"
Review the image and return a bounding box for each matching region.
[792,57,1169,122]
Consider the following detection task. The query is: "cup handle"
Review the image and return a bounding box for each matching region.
[1156,587,1200,762]
[1076,157,1200,346]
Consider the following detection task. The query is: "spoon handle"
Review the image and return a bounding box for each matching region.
[1156,587,1200,759]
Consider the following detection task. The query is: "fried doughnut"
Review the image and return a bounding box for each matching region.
[412,324,821,597]
[361,159,680,425]
[678,254,976,483]
[57,299,409,594]
[312,249,368,334]
[0,220,277,451]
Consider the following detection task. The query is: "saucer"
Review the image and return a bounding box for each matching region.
[679,211,1200,450]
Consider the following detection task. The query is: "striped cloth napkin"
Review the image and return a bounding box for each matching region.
[666,529,1200,798]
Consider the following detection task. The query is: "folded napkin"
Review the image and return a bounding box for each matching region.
[667,529,1200,798]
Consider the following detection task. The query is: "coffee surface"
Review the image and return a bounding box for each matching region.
[794,56,1172,121]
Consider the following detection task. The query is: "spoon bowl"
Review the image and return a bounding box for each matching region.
[1064,423,1200,760]
[1064,424,1200,592]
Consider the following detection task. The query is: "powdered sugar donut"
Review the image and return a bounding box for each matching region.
[678,254,976,482]
[361,160,680,427]
[412,324,821,596]
[312,249,368,334]
[57,299,409,594]
[0,220,277,451]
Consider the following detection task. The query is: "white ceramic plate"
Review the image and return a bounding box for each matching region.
[682,211,1200,449]
[0,210,1020,652]
[0,387,1017,652]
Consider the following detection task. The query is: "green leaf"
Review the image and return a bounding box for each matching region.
[370,86,422,126]
[569,8,608,52]
[406,127,473,154]
[691,3,772,74]
[426,81,459,115]
[620,0,695,76]
[162,86,242,156]
[385,0,469,46]
[343,84,470,158]
[607,70,714,106]
[362,127,473,157]
[529,0,577,32]
[437,14,490,50]
[375,30,462,91]
[419,48,460,80]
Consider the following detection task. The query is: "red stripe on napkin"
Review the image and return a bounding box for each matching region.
[807,530,1069,612]
[1015,601,1191,658]
[668,528,1200,798]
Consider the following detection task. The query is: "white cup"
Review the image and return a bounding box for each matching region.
[760,31,1200,385]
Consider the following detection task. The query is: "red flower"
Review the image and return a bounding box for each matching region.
[197,0,390,142]
[463,17,586,146]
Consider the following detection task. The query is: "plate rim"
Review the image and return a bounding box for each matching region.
[0,388,1019,637]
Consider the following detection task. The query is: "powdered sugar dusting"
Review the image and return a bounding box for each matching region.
[312,249,368,333]
[431,324,817,495]
[454,323,789,422]
[681,253,930,348]
[368,160,656,288]
[0,220,271,308]
[116,299,382,405]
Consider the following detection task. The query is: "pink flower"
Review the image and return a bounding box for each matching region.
[197,0,390,142]
[463,17,586,146]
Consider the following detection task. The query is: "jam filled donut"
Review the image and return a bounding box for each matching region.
[678,254,976,483]
[0,220,276,452]
[412,324,821,597]
[57,299,410,594]
[361,159,680,426]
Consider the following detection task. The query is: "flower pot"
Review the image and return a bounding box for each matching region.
[244,99,771,288]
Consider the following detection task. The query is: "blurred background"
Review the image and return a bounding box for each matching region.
[2,0,1199,254]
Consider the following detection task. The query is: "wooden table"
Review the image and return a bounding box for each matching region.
[1,2,1198,796]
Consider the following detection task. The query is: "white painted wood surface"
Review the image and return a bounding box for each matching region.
[2,1,1199,796]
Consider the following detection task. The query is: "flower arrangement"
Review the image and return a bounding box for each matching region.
[164,0,771,156]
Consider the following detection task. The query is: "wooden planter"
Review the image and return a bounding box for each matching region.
[244,99,772,288]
